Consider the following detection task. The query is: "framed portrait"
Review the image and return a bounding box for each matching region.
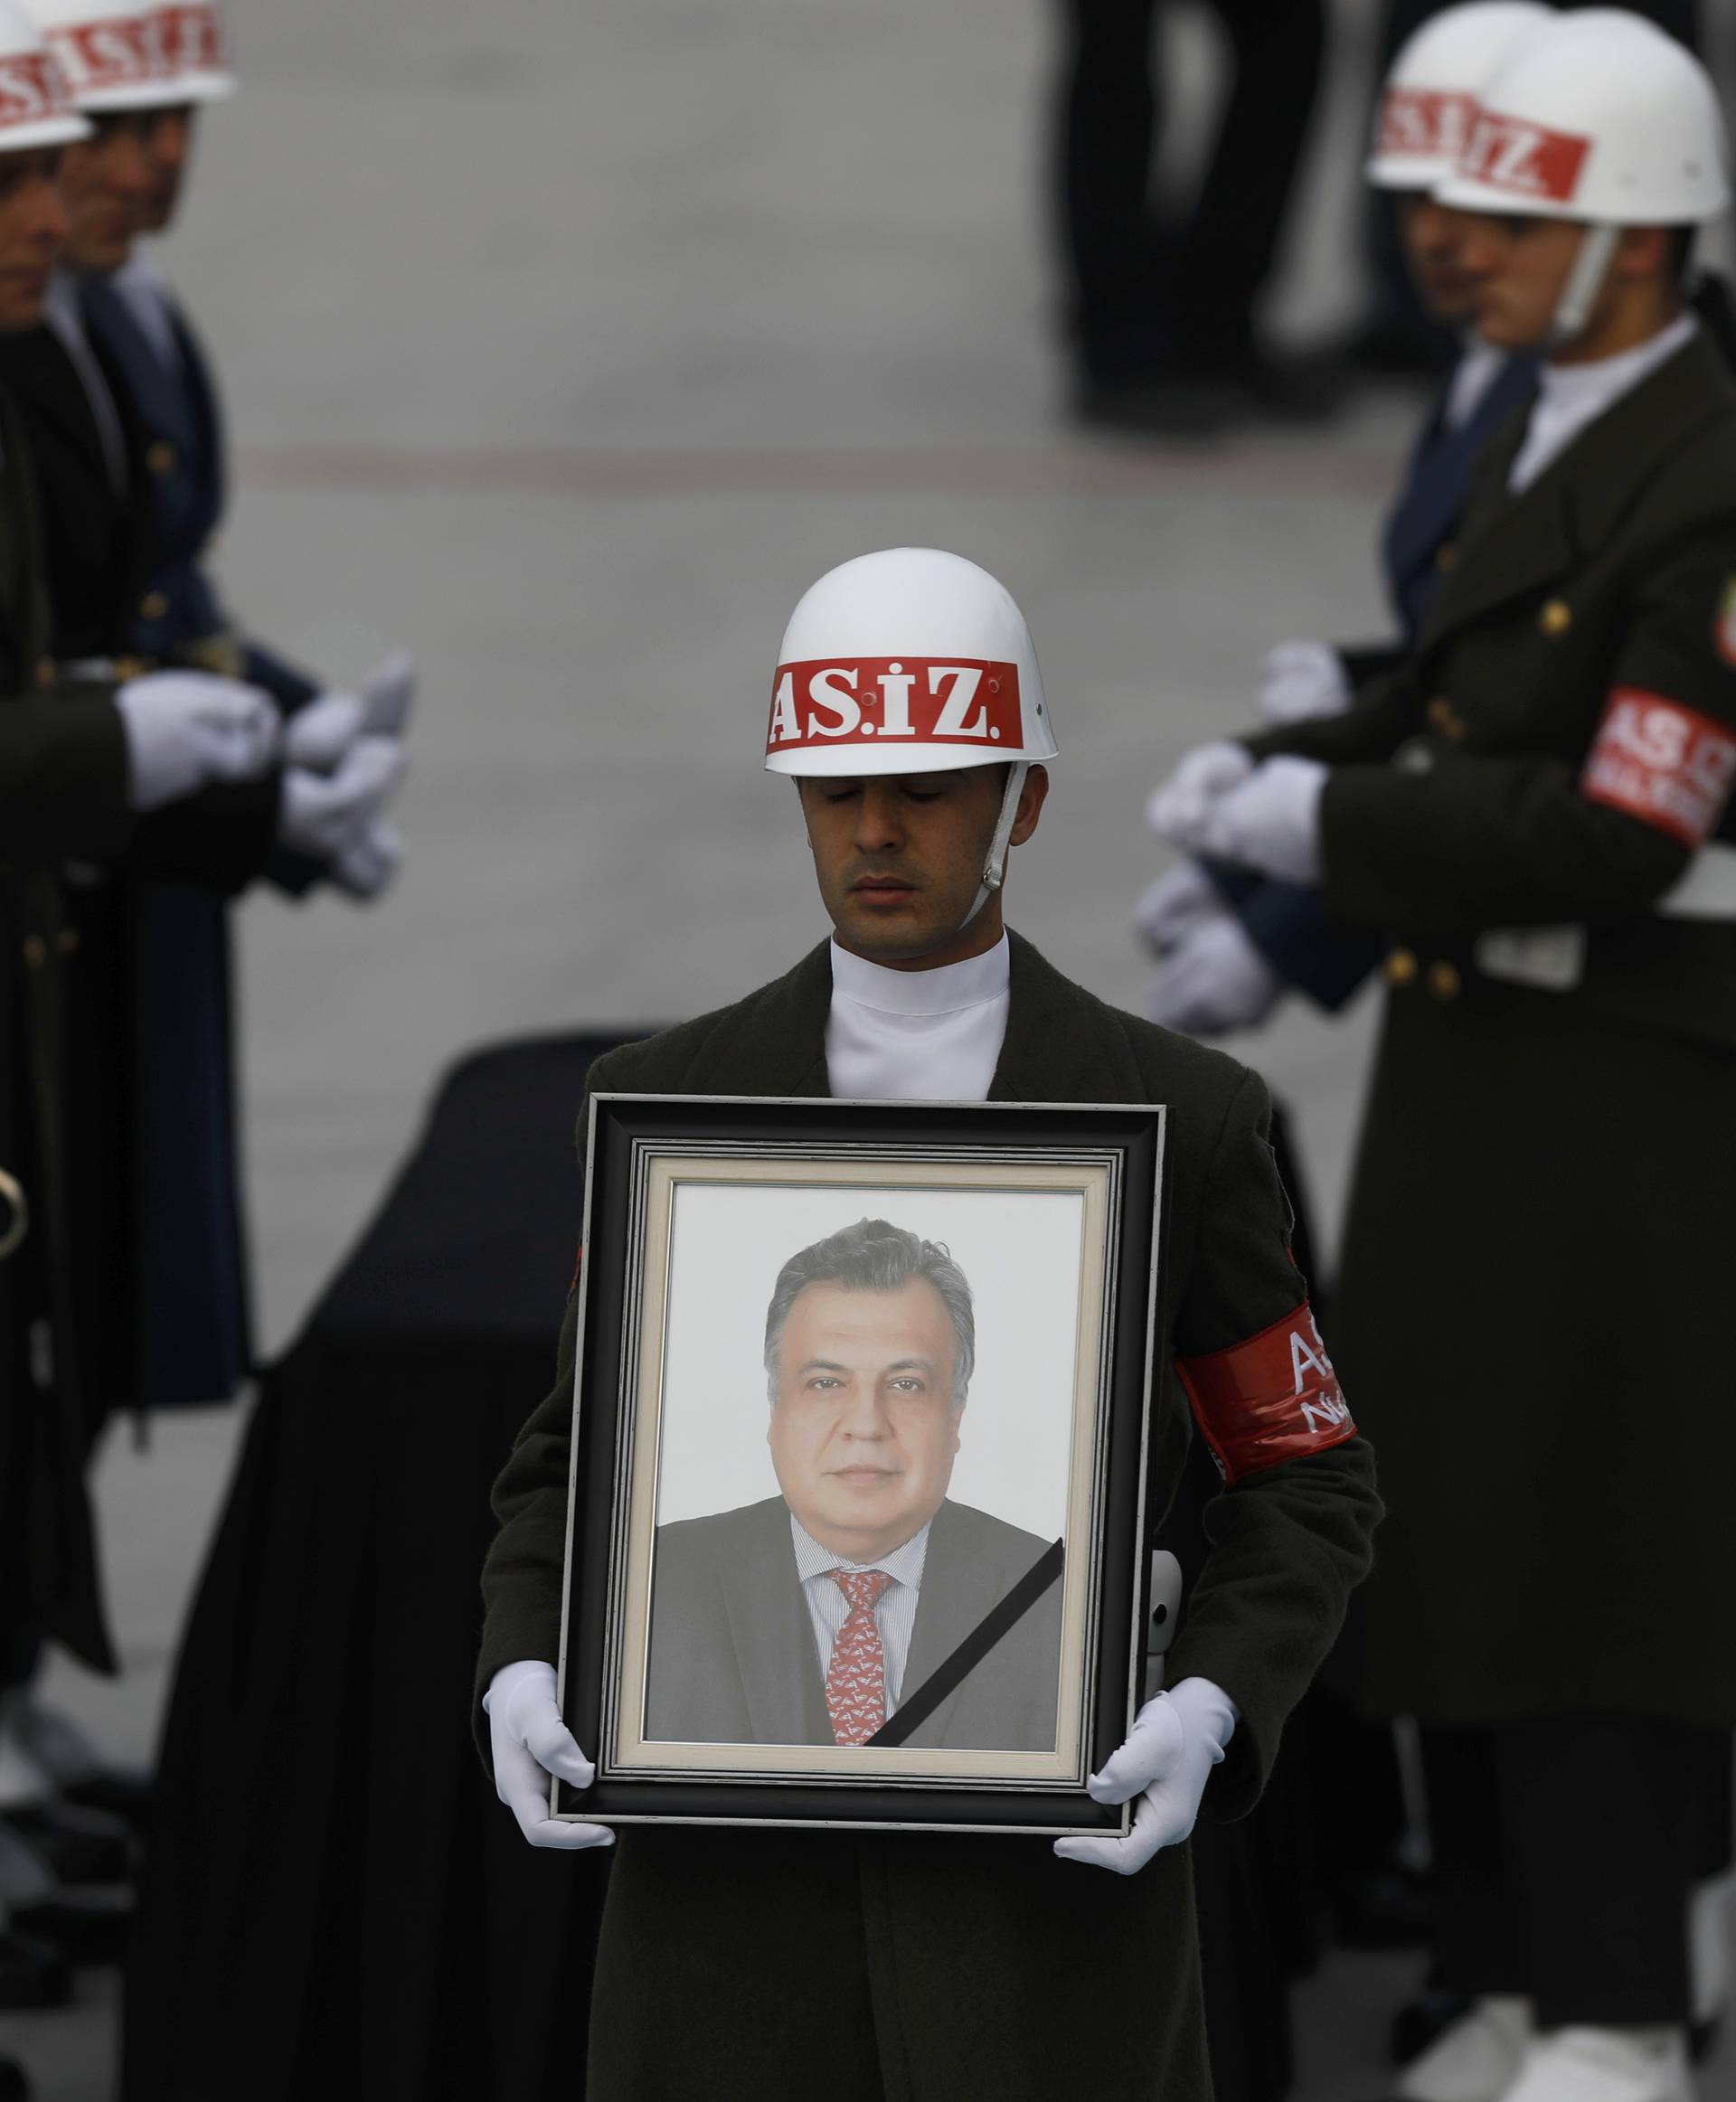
[553,1093,1167,1837]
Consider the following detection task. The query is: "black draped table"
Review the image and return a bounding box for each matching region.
[121,1033,644,2102]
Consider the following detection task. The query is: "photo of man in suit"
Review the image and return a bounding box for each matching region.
[643,1215,1064,1753]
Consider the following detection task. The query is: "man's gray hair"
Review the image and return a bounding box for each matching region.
[763,1217,975,1409]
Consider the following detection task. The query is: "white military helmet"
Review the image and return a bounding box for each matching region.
[150,1,231,102]
[0,0,89,152]
[1366,1,1554,193]
[25,0,173,113]
[1435,10,1729,343]
[765,547,1057,922]
[1437,9,1729,225]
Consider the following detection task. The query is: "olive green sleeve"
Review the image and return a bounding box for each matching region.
[0,692,132,871]
[474,1283,584,1748]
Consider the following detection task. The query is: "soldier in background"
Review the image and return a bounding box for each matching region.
[0,0,407,1890]
[0,0,279,2053]
[1136,0,1547,1042]
[84,0,413,878]
[1154,16,1736,2099]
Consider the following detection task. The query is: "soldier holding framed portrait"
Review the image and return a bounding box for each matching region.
[476,547,1381,2099]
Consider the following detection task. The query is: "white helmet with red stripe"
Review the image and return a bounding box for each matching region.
[0,0,88,151]
[1437,8,1727,226]
[1366,1,1554,193]
[1435,10,1729,344]
[25,0,173,112]
[765,547,1056,921]
[150,1,231,101]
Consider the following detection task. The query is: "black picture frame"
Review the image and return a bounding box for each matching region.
[553,1092,1167,1837]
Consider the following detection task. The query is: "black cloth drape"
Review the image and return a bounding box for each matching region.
[119,1034,646,2102]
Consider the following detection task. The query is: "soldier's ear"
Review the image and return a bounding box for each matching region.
[1009,765,1049,846]
[1611,224,1673,285]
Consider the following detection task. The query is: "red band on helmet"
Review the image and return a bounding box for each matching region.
[1377,87,1474,164]
[49,17,156,93]
[1458,108,1591,204]
[1580,688,1736,849]
[156,4,225,72]
[0,52,75,127]
[1177,1303,1356,1486]
[767,655,1023,758]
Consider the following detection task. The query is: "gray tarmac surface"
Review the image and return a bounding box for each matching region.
[4,0,1734,2093]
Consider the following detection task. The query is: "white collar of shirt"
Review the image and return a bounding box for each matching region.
[1509,311,1699,494]
[828,936,1010,1017]
[1443,334,1507,433]
[42,269,127,492]
[825,935,1011,1104]
[790,1513,931,1593]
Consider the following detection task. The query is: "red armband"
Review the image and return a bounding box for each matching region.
[1177,1302,1356,1485]
[1580,689,1736,849]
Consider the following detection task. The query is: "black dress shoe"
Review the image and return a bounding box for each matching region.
[1690,2012,1722,2064]
[0,1803,133,1886]
[1074,372,1240,441]
[11,1888,132,1966]
[0,1929,71,2011]
[0,2054,31,2101]
[1225,344,1348,423]
[1390,1986,1475,2065]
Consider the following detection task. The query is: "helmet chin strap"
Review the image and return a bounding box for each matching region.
[1548,221,1621,351]
[959,761,1030,931]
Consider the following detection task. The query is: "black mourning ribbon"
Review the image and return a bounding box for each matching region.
[865,1538,1064,1749]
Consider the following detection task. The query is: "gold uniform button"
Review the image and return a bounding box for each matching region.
[146,440,175,475]
[1385,947,1419,985]
[56,928,79,957]
[1426,695,1465,740]
[1428,960,1462,1002]
[1435,542,1460,574]
[139,590,169,620]
[35,656,54,689]
[22,934,46,968]
[114,655,144,682]
[1539,599,1572,636]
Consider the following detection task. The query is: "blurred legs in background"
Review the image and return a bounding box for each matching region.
[1054,0,1338,436]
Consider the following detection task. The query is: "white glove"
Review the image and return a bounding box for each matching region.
[1146,741,1254,852]
[358,649,417,738]
[1258,639,1352,725]
[1198,756,1327,884]
[483,1660,614,1852]
[1130,861,1226,959]
[115,672,279,811]
[282,691,364,773]
[1146,915,1283,1037]
[1053,1676,1238,1876]
[277,736,406,861]
[328,820,402,902]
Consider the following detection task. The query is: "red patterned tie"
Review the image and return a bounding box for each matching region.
[825,1569,895,1746]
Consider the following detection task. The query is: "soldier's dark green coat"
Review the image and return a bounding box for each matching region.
[0,383,130,1673]
[477,930,1381,2101]
[0,379,276,1675]
[1247,327,1736,1729]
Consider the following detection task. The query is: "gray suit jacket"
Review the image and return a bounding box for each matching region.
[643,1494,1062,1752]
